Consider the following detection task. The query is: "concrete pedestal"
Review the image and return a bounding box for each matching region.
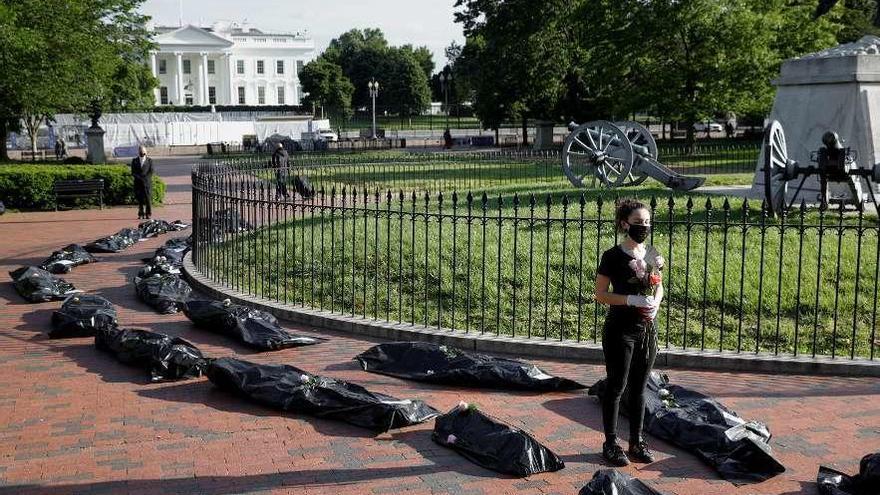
[85,127,106,164]
[752,36,880,204]
[533,122,555,150]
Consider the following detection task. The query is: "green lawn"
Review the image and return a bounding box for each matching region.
[202,158,880,359]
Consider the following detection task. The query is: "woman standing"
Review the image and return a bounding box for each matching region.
[594,199,664,466]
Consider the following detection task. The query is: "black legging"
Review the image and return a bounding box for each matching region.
[601,324,657,444]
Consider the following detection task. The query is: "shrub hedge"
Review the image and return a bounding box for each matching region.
[0,164,166,210]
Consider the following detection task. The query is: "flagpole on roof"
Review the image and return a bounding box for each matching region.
[178,0,183,27]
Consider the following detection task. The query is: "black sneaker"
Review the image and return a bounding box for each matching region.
[602,441,630,466]
[628,440,655,463]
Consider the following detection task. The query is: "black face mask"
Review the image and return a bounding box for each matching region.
[626,223,650,243]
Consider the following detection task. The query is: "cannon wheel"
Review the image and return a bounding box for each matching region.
[562,120,634,188]
[615,121,655,187]
[763,120,790,217]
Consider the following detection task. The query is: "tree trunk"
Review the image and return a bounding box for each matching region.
[521,117,528,148]
[24,115,42,162]
[494,127,499,147]
[685,120,696,154]
[0,120,9,162]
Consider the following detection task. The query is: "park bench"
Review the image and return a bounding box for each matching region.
[53,179,104,211]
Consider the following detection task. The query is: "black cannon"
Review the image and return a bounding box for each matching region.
[762,120,880,216]
[562,120,706,192]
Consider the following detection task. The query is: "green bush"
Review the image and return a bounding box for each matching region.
[0,164,166,210]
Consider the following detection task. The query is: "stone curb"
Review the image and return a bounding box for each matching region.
[183,252,880,376]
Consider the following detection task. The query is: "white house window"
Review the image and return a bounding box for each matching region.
[208,86,216,105]
[183,59,191,74]
[296,60,304,75]
[207,60,215,74]
[159,87,168,105]
[185,93,193,105]
[276,60,284,75]
[237,86,246,105]
[256,60,265,75]
[158,59,166,74]
[236,60,244,75]
[257,86,266,104]
[277,86,285,105]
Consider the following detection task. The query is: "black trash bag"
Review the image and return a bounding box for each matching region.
[142,240,189,269]
[85,227,143,253]
[162,235,192,251]
[39,244,98,274]
[294,175,314,199]
[578,469,667,495]
[95,326,208,382]
[818,453,880,495]
[211,209,252,234]
[356,342,586,391]
[207,357,439,432]
[137,256,181,278]
[138,219,189,238]
[135,274,192,314]
[432,402,565,477]
[50,294,118,338]
[183,299,321,351]
[9,266,80,303]
[138,219,174,238]
[589,372,785,485]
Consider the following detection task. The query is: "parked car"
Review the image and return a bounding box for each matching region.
[317,129,339,142]
[693,122,724,132]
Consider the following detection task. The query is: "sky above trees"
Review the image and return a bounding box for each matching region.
[139,0,465,67]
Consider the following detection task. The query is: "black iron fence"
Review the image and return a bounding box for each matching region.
[205,145,759,181]
[191,151,880,361]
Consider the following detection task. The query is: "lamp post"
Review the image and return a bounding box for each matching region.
[368,79,379,139]
[439,71,452,130]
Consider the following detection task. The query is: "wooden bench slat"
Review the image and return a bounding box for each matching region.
[53,179,104,210]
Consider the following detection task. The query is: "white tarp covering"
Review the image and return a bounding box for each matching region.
[40,113,329,152]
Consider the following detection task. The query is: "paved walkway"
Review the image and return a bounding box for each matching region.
[0,157,878,495]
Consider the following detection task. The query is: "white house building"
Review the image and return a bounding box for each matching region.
[150,22,315,107]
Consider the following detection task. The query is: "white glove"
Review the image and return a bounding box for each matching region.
[626,295,657,308]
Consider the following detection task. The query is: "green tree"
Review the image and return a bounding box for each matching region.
[400,44,435,81]
[634,0,837,146]
[0,0,156,160]
[813,0,880,41]
[379,48,431,116]
[314,28,431,116]
[300,59,355,120]
[455,0,578,144]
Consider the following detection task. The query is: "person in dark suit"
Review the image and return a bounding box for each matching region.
[272,142,290,199]
[131,145,154,219]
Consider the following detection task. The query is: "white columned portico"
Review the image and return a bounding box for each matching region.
[200,52,209,105]
[225,53,234,104]
[293,59,299,105]
[175,52,184,105]
[150,53,159,105]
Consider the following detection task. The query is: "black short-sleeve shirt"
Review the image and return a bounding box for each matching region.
[597,245,659,333]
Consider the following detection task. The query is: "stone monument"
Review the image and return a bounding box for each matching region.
[534,121,556,150]
[85,105,107,164]
[751,35,880,203]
